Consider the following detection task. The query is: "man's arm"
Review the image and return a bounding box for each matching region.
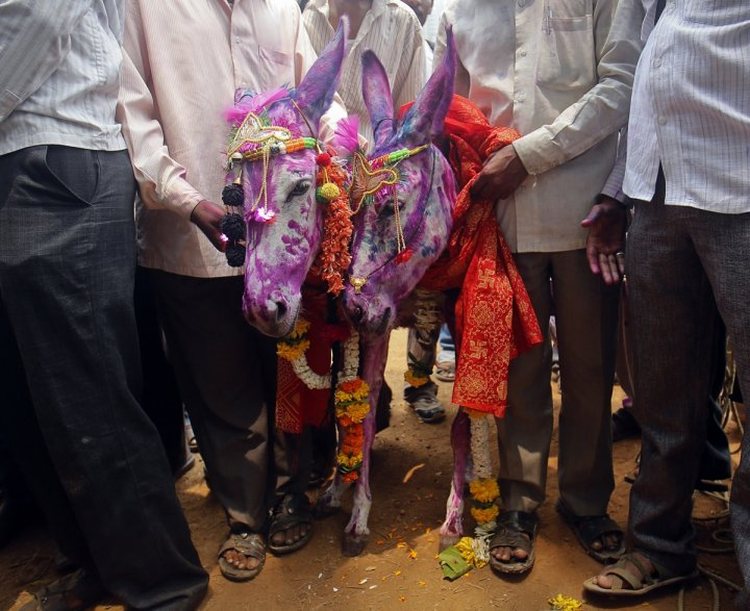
[512,0,645,175]
[115,2,225,250]
[0,0,92,120]
[581,129,629,284]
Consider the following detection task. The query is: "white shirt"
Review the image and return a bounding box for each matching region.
[624,1,750,213]
[436,0,643,253]
[303,0,426,144]
[0,0,125,155]
[118,0,346,278]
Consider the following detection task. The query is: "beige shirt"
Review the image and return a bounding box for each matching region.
[436,0,642,253]
[117,0,346,278]
[303,0,425,145]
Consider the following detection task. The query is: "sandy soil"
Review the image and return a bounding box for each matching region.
[1,329,744,611]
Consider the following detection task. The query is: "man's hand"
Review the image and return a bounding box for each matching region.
[190,199,227,252]
[580,196,627,285]
[470,145,529,201]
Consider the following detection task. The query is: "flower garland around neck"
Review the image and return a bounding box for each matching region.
[277,317,370,483]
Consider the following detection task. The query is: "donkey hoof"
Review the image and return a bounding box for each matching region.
[439,534,461,551]
[342,533,368,557]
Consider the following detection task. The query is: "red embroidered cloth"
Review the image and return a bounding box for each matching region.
[404,95,543,417]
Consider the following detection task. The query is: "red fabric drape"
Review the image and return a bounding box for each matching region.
[403,95,543,417]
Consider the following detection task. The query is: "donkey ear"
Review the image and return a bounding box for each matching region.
[361,50,395,150]
[397,26,456,147]
[295,18,348,128]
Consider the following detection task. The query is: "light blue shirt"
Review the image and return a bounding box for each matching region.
[624,0,750,213]
[0,0,126,155]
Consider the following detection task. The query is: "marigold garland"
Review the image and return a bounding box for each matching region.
[276,315,370,483]
[312,158,353,295]
[404,367,430,388]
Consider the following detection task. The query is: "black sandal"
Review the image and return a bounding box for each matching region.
[20,568,104,611]
[268,494,313,555]
[489,510,538,575]
[556,500,625,564]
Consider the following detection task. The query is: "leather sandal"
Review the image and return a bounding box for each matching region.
[218,531,266,582]
[268,494,313,555]
[489,510,538,575]
[20,568,104,611]
[556,500,625,564]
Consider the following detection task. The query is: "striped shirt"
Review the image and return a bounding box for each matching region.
[624,1,750,213]
[0,0,125,155]
[303,0,426,145]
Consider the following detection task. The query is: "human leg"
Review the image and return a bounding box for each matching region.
[0,146,207,609]
[404,290,446,423]
[549,249,621,560]
[623,200,715,577]
[491,253,553,572]
[691,208,750,606]
[149,270,283,578]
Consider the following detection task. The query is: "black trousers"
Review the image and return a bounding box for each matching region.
[0,145,207,609]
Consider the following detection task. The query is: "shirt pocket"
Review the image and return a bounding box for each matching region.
[536,0,596,91]
[256,45,295,87]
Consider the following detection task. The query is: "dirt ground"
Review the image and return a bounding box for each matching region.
[1,329,744,611]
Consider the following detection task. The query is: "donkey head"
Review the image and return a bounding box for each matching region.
[344,31,457,335]
[225,23,347,337]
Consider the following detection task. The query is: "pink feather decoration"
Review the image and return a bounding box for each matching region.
[333,115,361,155]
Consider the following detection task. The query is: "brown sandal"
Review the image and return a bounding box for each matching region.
[218,531,266,582]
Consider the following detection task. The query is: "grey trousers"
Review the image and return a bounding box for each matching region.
[148,270,289,533]
[0,145,207,609]
[626,195,750,606]
[497,250,619,516]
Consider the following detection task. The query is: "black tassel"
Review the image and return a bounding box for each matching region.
[225,243,246,267]
[222,183,245,207]
[220,213,246,241]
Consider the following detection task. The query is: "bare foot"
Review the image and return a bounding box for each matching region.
[594,552,655,590]
[221,549,261,572]
[269,523,311,548]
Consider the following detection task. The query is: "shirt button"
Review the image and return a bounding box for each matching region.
[519,50,527,57]
[518,0,526,6]
[658,116,667,125]
[653,58,662,68]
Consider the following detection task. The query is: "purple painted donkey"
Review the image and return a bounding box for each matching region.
[315,39,459,555]
[339,38,475,549]
[235,25,347,337]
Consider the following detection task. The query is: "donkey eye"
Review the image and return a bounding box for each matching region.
[286,178,312,201]
[380,198,405,217]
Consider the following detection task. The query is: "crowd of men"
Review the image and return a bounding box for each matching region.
[0,0,747,609]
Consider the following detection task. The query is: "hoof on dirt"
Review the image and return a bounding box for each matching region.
[439,534,461,552]
[342,533,368,557]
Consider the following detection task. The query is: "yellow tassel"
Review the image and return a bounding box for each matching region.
[318,182,341,201]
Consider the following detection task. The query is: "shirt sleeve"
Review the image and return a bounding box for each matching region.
[115,1,204,218]
[392,11,427,108]
[512,0,646,176]
[0,0,92,121]
[434,11,470,97]
[600,128,628,202]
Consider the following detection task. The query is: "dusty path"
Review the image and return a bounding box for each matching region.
[1,329,743,610]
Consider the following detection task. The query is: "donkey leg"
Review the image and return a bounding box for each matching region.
[315,471,348,517]
[342,335,388,556]
[439,409,470,549]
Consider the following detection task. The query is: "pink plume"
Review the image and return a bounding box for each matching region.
[333,115,361,154]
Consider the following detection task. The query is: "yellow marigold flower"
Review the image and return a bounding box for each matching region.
[318,182,341,201]
[469,478,500,504]
[548,594,583,611]
[277,339,310,361]
[455,536,487,569]
[404,369,429,388]
[290,318,310,338]
[470,504,499,525]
